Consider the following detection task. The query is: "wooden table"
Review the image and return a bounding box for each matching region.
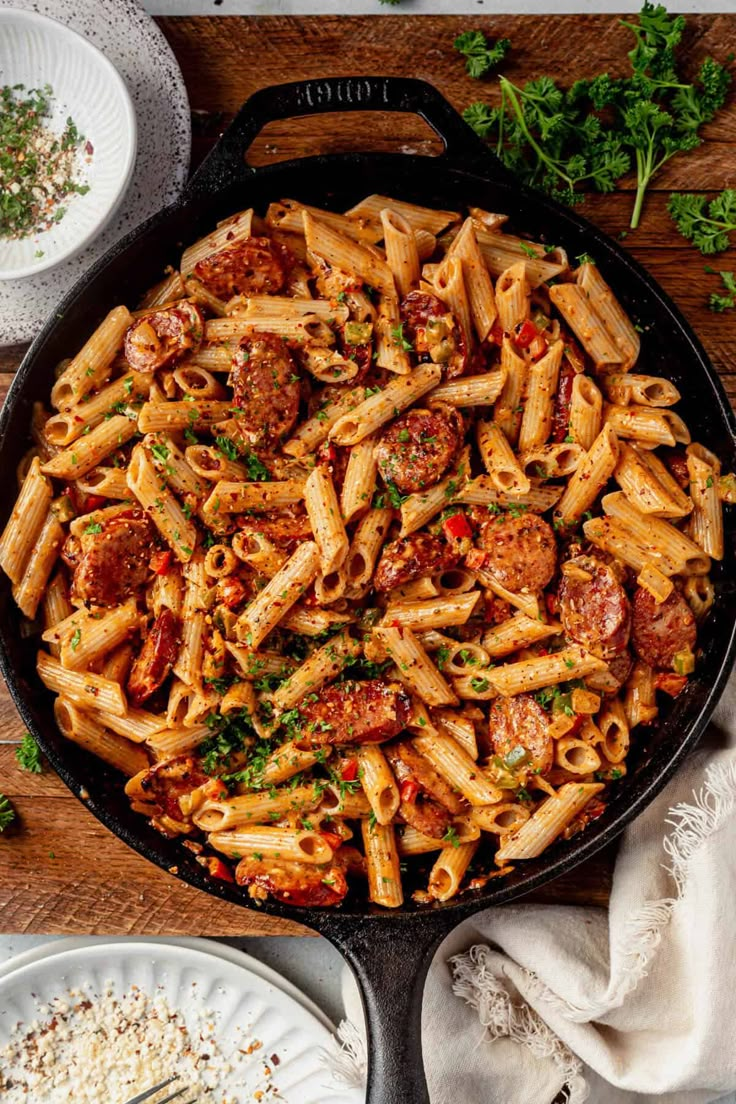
[1,13,734,935]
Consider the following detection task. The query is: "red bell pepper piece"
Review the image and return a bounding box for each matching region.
[341,759,359,782]
[514,319,538,349]
[150,550,173,575]
[203,856,234,882]
[442,512,472,541]
[400,779,420,804]
[320,830,344,852]
[655,672,689,697]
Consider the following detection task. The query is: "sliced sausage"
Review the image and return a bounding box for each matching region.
[558,555,631,659]
[631,586,696,670]
[375,407,462,495]
[234,854,348,907]
[124,303,204,372]
[72,510,156,607]
[386,741,465,814]
[295,679,412,748]
[401,290,468,378]
[139,755,215,822]
[193,237,288,299]
[400,796,452,838]
[488,693,553,776]
[586,647,633,696]
[235,510,312,552]
[475,511,557,593]
[374,532,460,592]
[229,332,301,446]
[127,609,180,706]
[663,448,690,490]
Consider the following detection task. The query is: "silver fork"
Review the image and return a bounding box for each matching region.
[123,1074,198,1104]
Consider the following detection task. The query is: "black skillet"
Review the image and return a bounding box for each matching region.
[1,78,735,1104]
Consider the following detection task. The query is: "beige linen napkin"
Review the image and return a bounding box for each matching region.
[327,673,736,1103]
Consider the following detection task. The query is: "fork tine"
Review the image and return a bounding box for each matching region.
[156,1089,191,1104]
[124,1076,179,1104]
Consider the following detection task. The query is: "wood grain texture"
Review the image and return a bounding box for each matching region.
[0,12,729,933]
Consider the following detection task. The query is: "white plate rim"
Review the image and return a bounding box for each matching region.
[0,934,338,1031]
[0,7,138,281]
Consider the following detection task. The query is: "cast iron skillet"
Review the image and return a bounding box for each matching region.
[2,77,735,1103]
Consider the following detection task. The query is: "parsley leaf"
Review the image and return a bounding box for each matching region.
[668,190,736,254]
[15,733,43,774]
[454,30,511,80]
[708,269,736,312]
[0,794,15,831]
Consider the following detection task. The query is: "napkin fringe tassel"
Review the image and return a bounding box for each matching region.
[451,944,587,1102]
[319,1016,368,1089]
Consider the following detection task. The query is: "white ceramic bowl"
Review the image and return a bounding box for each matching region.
[0,8,137,280]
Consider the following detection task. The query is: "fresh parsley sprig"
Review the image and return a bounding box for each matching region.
[454,31,511,80]
[705,267,736,312]
[16,733,43,774]
[668,190,736,254]
[0,794,15,831]
[460,2,732,229]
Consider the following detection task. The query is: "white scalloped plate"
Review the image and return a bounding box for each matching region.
[0,940,363,1103]
[0,0,190,345]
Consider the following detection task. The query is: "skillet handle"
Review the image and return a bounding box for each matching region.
[322,912,455,1104]
[185,76,497,197]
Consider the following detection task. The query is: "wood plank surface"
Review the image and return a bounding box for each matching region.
[1,12,731,934]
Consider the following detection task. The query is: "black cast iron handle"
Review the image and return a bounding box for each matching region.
[317,910,457,1104]
[185,76,505,197]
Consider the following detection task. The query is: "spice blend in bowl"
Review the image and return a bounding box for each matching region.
[0,83,93,240]
[0,8,136,281]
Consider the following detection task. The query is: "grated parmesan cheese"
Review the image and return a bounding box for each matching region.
[0,980,285,1103]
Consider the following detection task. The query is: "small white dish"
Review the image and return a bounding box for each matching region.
[0,8,137,280]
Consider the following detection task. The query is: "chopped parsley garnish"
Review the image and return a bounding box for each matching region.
[0,84,92,239]
[0,794,15,831]
[15,733,42,774]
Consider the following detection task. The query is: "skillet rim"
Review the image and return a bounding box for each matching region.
[1,142,735,930]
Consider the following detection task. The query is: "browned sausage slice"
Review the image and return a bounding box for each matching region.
[295,679,411,748]
[631,586,696,670]
[139,756,216,822]
[663,448,690,490]
[489,694,553,776]
[475,511,557,593]
[401,290,468,378]
[386,741,465,814]
[558,555,631,659]
[72,510,156,607]
[374,532,460,592]
[193,237,288,299]
[124,303,203,372]
[400,796,452,838]
[235,510,313,553]
[586,647,633,696]
[229,332,301,446]
[375,407,463,495]
[128,609,181,707]
[234,854,348,907]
